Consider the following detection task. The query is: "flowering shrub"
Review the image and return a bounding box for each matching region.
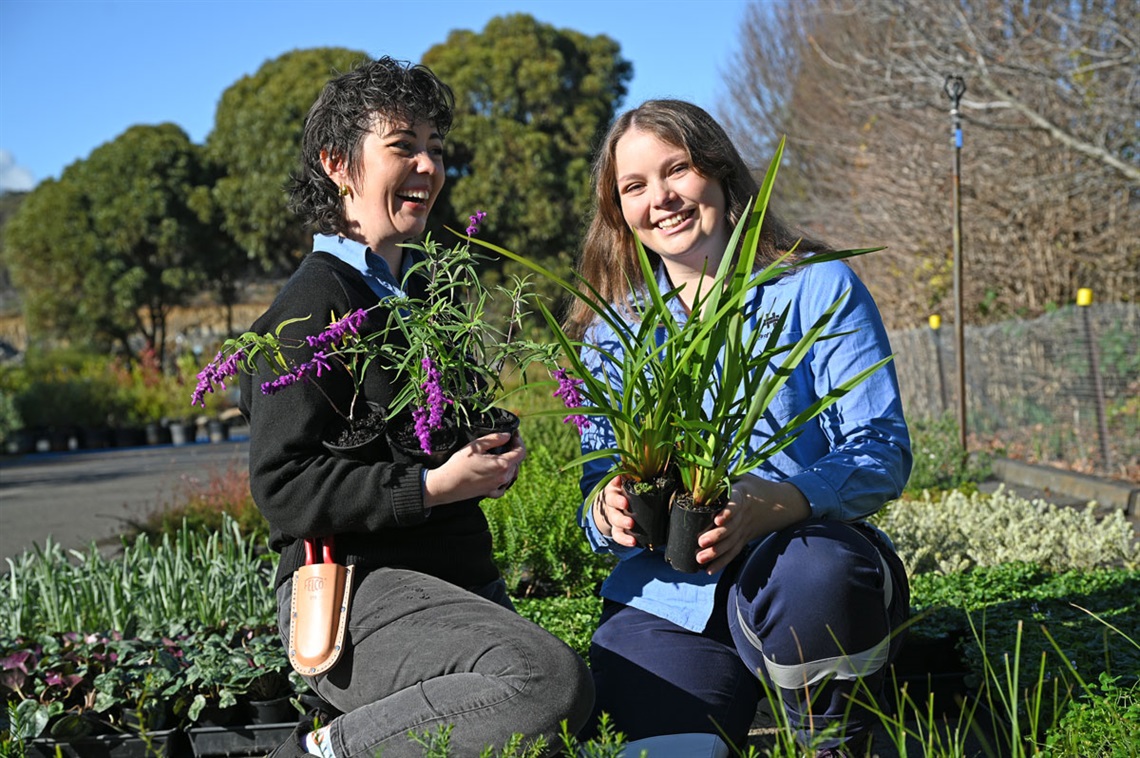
[371,214,558,430]
[191,306,373,425]
[873,486,1139,576]
[369,214,559,452]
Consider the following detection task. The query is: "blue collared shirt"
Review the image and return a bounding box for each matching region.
[577,259,912,632]
[312,233,422,300]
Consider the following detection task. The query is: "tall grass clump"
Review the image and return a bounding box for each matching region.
[2,514,275,637]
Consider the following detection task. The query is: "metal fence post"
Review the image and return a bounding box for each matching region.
[1077,288,1112,468]
[943,74,968,452]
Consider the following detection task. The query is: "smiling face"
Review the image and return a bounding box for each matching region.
[323,118,444,257]
[613,127,730,274]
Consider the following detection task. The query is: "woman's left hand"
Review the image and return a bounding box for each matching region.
[695,474,811,575]
[424,431,526,506]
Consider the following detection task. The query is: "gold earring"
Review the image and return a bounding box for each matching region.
[339,184,351,198]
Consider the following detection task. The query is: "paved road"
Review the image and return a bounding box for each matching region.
[3,435,1131,568]
[0,436,249,564]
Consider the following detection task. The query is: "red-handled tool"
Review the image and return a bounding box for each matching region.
[289,536,354,676]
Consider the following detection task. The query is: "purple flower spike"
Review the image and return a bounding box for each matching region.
[412,406,434,455]
[552,368,591,433]
[466,209,488,236]
[261,373,299,395]
[306,351,332,377]
[308,309,369,349]
[191,348,245,407]
[419,356,452,428]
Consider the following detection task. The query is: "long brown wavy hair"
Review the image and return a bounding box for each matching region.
[565,99,831,339]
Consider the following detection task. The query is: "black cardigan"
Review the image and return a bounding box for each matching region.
[238,252,497,591]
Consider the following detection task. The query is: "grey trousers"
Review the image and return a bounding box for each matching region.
[276,567,594,757]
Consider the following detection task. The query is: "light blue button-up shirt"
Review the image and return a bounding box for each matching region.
[577,258,912,633]
[312,233,422,300]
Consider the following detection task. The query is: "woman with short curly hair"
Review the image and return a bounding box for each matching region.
[242,56,593,758]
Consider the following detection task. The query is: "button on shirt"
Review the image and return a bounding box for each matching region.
[577,259,912,633]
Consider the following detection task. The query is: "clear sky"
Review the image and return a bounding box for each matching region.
[0,0,756,192]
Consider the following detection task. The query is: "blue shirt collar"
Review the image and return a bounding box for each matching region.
[311,233,422,300]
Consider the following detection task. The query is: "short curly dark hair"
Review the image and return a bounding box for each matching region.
[288,56,455,236]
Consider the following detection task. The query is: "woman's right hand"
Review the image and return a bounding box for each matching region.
[593,477,638,547]
[422,432,525,506]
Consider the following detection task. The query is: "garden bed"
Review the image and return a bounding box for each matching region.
[4,427,1139,756]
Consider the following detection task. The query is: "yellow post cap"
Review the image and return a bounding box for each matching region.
[1076,288,1093,307]
[928,314,942,330]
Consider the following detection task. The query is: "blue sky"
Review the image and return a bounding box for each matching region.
[0,0,756,192]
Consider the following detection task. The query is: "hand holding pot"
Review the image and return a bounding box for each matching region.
[695,474,811,575]
[425,432,526,506]
[594,477,639,547]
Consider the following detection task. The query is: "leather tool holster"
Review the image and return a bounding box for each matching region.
[289,536,354,676]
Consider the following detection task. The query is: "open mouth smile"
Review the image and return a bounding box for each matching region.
[655,209,694,230]
[396,188,431,204]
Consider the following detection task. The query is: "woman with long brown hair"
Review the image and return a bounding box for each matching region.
[574,99,911,757]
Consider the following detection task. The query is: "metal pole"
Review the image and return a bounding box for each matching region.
[1077,288,1112,469]
[928,315,948,414]
[944,75,968,452]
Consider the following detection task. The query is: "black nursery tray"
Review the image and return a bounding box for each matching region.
[29,728,188,758]
[186,722,295,757]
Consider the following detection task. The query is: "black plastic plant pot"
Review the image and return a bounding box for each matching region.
[187,723,296,757]
[664,491,726,573]
[324,402,388,463]
[465,407,521,454]
[621,470,678,551]
[323,432,389,464]
[29,729,187,758]
[246,695,297,725]
[387,409,464,469]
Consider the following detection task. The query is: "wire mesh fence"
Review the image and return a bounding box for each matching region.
[890,303,1139,481]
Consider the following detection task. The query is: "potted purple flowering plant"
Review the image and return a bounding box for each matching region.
[371,211,560,463]
[190,304,388,455]
[190,211,557,465]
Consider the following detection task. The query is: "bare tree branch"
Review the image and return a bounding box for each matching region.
[721,0,1138,328]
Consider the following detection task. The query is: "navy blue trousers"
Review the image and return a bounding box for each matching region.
[585,520,909,750]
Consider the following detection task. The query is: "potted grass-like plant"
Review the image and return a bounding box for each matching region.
[640,142,892,571]
[473,138,891,569]
[465,229,686,550]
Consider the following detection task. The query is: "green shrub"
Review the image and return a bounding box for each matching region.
[874,486,1139,576]
[0,387,21,443]
[483,443,615,598]
[0,347,233,437]
[513,596,603,660]
[909,564,1140,705]
[1046,672,1140,757]
[2,348,125,429]
[905,412,991,494]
